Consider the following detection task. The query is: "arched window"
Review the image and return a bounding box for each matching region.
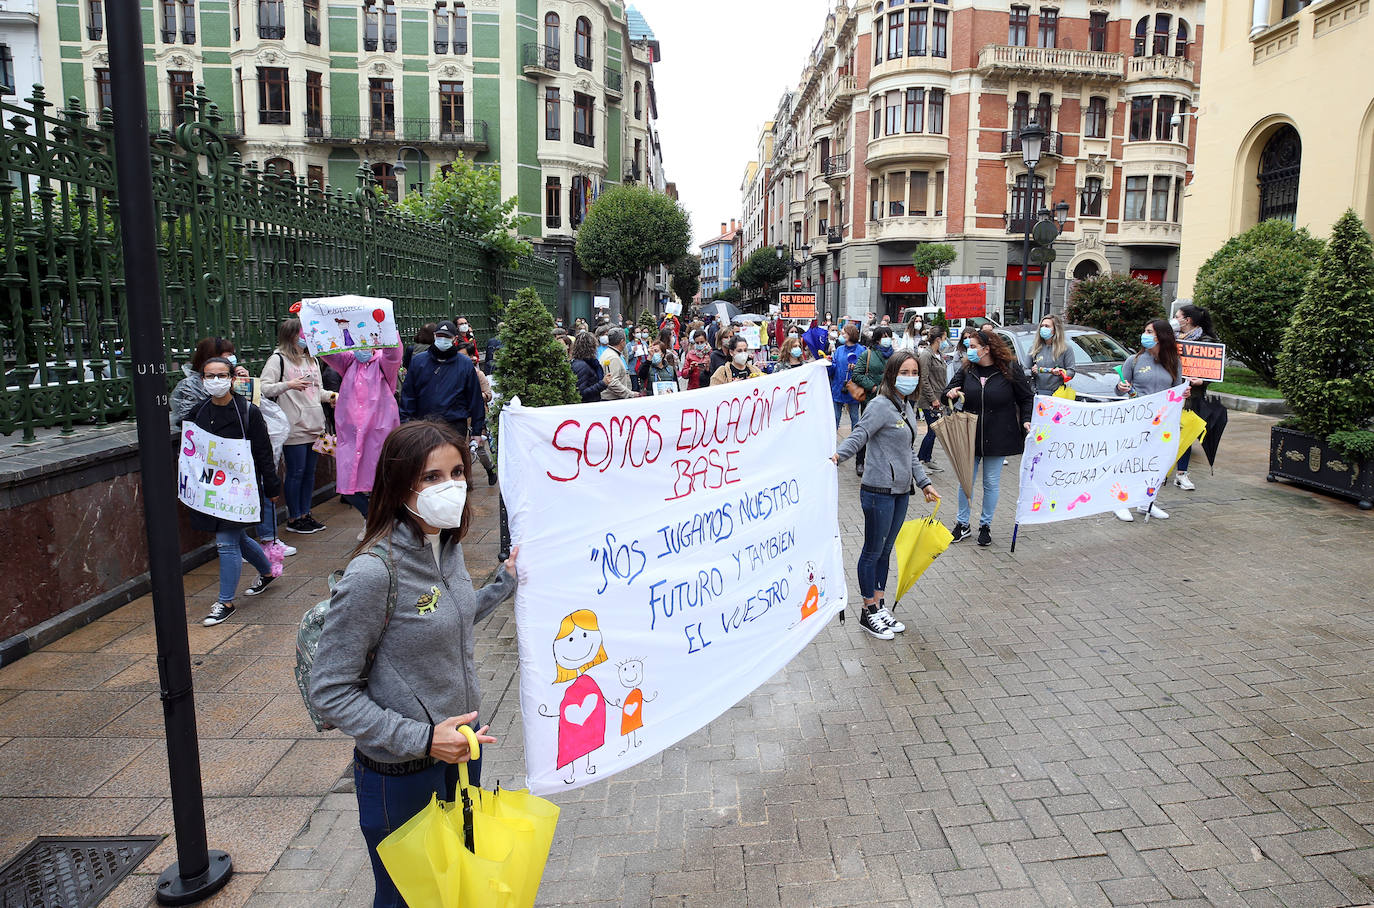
[264,156,293,178]
[1072,259,1101,280]
[544,12,559,52]
[1134,17,1148,56]
[574,17,592,69]
[1153,14,1171,55]
[1175,20,1189,56]
[633,81,642,119]
[1258,125,1301,224]
[372,162,398,201]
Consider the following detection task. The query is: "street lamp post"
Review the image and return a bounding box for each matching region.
[1041,200,1070,320]
[1017,121,1046,325]
[391,145,425,196]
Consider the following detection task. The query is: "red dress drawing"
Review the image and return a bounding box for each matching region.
[620,688,645,736]
[556,673,606,769]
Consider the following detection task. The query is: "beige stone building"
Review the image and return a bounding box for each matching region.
[1177,0,1374,295]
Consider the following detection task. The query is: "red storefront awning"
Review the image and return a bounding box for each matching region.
[880,265,929,294]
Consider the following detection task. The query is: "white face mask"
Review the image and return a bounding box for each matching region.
[733,351,749,366]
[408,479,468,529]
[599,336,609,345]
[203,376,232,397]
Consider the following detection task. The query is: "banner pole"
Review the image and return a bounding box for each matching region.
[1010,523,1020,553]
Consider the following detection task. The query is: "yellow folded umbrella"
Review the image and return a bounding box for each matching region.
[1052,384,1076,400]
[893,501,954,605]
[1172,409,1207,475]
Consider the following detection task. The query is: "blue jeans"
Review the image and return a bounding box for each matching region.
[343,492,370,518]
[1178,447,1193,472]
[834,400,860,430]
[956,456,1007,528]
[917,407,940,462]
[857,488,910,600]
[216,526,270,602]
[282,443,318,520]
[355,747,484,908]
[255,490,277,542]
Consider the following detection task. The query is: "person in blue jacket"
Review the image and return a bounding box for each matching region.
[399,320,487,440]
[827,324,864,430]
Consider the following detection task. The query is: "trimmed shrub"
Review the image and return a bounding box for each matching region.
[1065,273,1165,345]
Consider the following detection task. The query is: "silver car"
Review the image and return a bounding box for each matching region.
[988,324,1132,402]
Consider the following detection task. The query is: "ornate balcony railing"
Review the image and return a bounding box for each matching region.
[304,115,490,148]
[978,44,1123,79]
[1002,130,1065,156]
[522,43,561,72]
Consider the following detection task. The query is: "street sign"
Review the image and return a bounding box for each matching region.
[778,292,817,319]
[1030,246,1057,264]
[793,279,803,289]
[1032,220,1060,246]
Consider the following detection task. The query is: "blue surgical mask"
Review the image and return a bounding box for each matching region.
[296,337,308,350]
[353,349,374,363]
[967,348,981,364]
[1039,326,1053,340]
[433,336,454,352]
[961,337,971,348]
[1140,333,1157,349]
[651,352,663,365]
[939,340,950,352]
[895,376,919,395]
[225,354,237,366]
[880,337,893,349]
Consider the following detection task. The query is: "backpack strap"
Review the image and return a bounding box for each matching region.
[358,542,399,682]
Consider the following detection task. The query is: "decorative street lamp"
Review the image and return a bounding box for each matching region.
[1042,200,1070,319]
[391,145,425,196]
[1017,120,1046,325]
[775,241,811,289]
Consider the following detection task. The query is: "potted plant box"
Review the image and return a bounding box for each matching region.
[1268,424,1374,510]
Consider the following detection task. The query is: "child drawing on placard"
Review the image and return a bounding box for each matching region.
[334,317,356,347]
[607,658,656,756]
[537,609,609,784]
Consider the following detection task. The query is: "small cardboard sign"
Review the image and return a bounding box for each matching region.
[944,283,987,319]
[1180,340,1226,382]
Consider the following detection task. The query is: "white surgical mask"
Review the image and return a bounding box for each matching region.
[458,325,472,335]
[203,376,232,397]
[433,336,454,351]
[225,354,237,366]
[408,480,468,529]
[1169,318,1181,332]
[733,352,749,366]
[599,336,609,345]
[880,337,893,349]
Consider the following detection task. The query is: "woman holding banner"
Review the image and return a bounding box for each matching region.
[710,336,764,385]
[1027,315,1076,395]
[831,350,940,639]
[188,357,283,627]
[1171,304,1216,492]
[945,330,1034,547]
[1114,318,1186,521]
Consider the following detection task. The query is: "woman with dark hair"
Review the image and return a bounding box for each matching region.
[637,340,680,395]
[681,329,713,389]
[186,357,283,627]
[1027,314,1076,395]
[827,324,864,430]
[309,420,518,908]
[945,329,1034,547]
[710,336,764,385]
[570,331,607,403]
[261,318,331,534]
[1170,304,1216,492]
[1114,317,1186,521]
[170,337,251,426]
[832,350,940,639]
[848,325,895,477]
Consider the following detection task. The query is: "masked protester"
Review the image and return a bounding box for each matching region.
[710,336,763,385]
[261,318,331,535]
[570,331,607,402]
[1170,304,1216,492]
[682,330,713,389]
[309,421,518,908]
[398,320,488,443]
[319,340,404,528]
[637,340,680,395]
[1113,318,1187,522]
[1027,315,1076,395]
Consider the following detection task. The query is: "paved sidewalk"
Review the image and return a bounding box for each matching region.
[2,410,1373,906]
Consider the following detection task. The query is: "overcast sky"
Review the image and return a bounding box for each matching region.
[634,0,835,252]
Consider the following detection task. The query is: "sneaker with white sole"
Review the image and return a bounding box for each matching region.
[259,539,296,557]
[875,605,905,633]
[858,608,895,640]
[243,574,276,596]
[1138,504,1169,519]
[1115,508,1135,522]
[920,460,943,473]
[1174,472,1196,491]
[203,602,236,626]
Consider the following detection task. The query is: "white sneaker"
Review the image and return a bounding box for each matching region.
[858,608,895,640]
[875,606,905,634]
[262,539,296,557]
[1115,508,1134,522]
[1174,472,1196,491]
[1139,504,1169,519]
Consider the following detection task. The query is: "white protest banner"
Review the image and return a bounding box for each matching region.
[1015,384,1187,524]
[499,361,846,795]
[297,295,400,356]
[178,424,260,522]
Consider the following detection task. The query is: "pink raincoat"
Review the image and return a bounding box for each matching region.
[321,345,403,495]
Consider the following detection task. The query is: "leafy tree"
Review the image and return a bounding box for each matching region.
[736,247,788,297]
[670,254,701,304]
[1065,272,1165,345]
[392,157,530,266]
[1194,220,1324,384]
[1276,210,1374,440]
[575,185,691,319]
[913,243,958,308]
[490,287,579,447]
[713,286,742,304]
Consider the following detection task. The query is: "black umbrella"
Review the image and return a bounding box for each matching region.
[1194,395,1228,469]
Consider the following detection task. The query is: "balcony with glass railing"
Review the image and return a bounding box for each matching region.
[604,67,623,99]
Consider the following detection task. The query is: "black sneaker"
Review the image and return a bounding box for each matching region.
[858,607,895,640]
[244,574,276,596]
[951,523,972,543]
[302,515,327,531]
[286,517,323,534]
[487,468,498,487]
[977,525,992,547]
[203,602,236,626]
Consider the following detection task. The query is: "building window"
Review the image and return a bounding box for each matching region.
[546,176,561,228]
[1123,175,1147,220]
[1282,0,1311,17]
[257,66,289,124]
[570,174,588,226]
[453,4,469,53]
[1011,92,1030,134]
[0,45,14,95]
[887,10,904,59]
[183,0,197,43]
[88,0,104,40]
[910,171,928,215]
[265,156,293,179]
[434,6,448,52]
[573,91,594,146]
[1080,176,1103,216]
[544,87,560,139]
[1150,175,1171,221]
[1011,173,1045,223]
[632,138,642,180]
[1173,176,1184,222]
[544,12,560,67]
[904,88,924,133]
[1088,11,1107,52]
[872,96,881,139]
[928,88,944,134]
[633,81,641,119]
[168,70,194,123]
[161,0,177,42]
[931,10,947,57]
[885,90,901,136]
[303,0,320,44]
[1258,124,1301,224]
[1175,19,1188,56]
[369,78,394,136]
[94,67,112,110]
[258,0,284,39]
[909,7,926,55]
[363,6,379,50]
[1154,96,1176,141]
[382,1,398,51]
[305,70,322,135]
[1153,13,1171,55]
[1129,96,1152,142]
[372,162,397,201]
[1133,17,1147,56]
[1009,5,1029,46]
[438,81,464,136]
[1037,92,1053,132]
[873,15,883,65]
[1085,96,1107,138]
[307,164,324,188]
[1037,7,1058,48]
[574,17,592,70]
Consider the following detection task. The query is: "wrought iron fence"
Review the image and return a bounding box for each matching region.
[0,86,556,440]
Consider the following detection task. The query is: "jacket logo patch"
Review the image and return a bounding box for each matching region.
[416,586,442,614]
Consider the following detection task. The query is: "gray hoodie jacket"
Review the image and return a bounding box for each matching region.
[835,394,932,495]
[308,520,516,763]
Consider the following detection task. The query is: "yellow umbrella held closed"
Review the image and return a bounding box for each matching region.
[376,793,468,908]
[1052,385,1076,400]
[1171,410,1207,476]
[893,500,955,606]
[931,409,979,500]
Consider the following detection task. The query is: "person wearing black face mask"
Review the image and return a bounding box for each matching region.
[398,320,488,443]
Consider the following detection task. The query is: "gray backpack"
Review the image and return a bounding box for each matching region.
[294,545,398,732]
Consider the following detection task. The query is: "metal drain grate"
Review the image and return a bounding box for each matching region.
[0,835,161,908]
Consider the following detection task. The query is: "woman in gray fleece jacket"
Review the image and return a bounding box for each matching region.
[832,350,941,641]
[309,420,517,908]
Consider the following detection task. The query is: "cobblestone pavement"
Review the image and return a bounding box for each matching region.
[3,410,1373,906]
